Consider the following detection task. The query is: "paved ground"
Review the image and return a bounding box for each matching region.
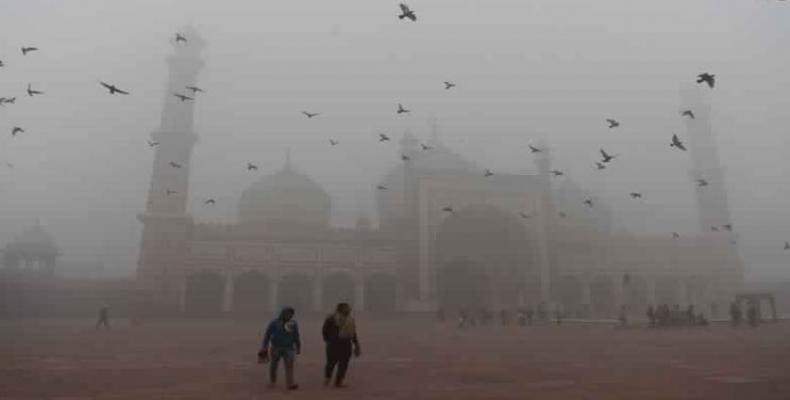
[1,317,789,399]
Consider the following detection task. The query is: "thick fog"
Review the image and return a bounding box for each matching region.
[0,0,788,280]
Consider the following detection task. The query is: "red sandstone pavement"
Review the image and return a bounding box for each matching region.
[1,318,789,400]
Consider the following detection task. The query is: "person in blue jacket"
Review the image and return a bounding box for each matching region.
[260,307,301,390]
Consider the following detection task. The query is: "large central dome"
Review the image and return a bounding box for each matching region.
[238,157,331,232]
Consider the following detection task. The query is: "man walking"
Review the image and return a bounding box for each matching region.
[322,302,361,388]
[96,304,110,330]
[260,307,301,390]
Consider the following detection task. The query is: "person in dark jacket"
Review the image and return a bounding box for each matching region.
[260,307,301,390]
[96,304,110,330]
[322,302,361,388]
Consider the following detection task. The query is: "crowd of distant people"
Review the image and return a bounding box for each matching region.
[645,304,708,328]
[441,303,566,329]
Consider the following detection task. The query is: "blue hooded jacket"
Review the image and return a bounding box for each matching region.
[262,307,301,351]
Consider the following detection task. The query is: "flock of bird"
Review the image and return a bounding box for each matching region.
[1,3,788,251]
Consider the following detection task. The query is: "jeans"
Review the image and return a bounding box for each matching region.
[325,341,352,385]
[270,348,296,386]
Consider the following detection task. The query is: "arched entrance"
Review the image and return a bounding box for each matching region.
[185,270,224,316]
[655,276,680,305]
[624,274,649,315]
[556,275,584,317]
[232,271,271,317]
[365,274,398,313]
[590,275,616,317]
[322,272,355,311]
[277,274,313,313]
[437,257,490,310]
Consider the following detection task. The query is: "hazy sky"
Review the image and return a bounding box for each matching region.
[0,0,788,280]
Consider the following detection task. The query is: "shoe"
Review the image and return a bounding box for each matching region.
[288,384,299,391]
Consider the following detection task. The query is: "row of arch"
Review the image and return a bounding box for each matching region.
[184,270,398,316]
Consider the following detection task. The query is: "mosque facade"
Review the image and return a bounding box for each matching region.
[135,30,743,318]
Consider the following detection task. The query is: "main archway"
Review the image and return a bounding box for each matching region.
[590,275,616,318]
[557,275,584,317]
[185,270,224,316]
[437,257,490,310]
[277,274,313,313]
[232,271,271,317]
[365,274,398,314]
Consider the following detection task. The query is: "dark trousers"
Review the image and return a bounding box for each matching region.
[270,348,296,386]
[325,341,352,385]
[96,316,110,330]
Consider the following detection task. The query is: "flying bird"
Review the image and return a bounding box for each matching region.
[5,162,13,169]
[401,154,411,161]
[696,179,709,187]
[484,169,494,177]
[26,84,43,97]
[147,140,159,147]
[606,119,620,128]
[600,148,616,163]
[528,145,542,154]
[329,139,339,146]
[441,206,454,213]
[166,189,178,196]
[722,224,733,232]
[398,3,417,21]
[583,199,594,208]
[169,162,182,168]
[376,185,387,191]
[0,60,4,67]
[681,110,696,119]
[595,162,606,170]
[670,134,687,151]
[697,73,715,88]
[672,232,680,239]
[21,47,38,55]
[185,86,203,94]
[302,111,320,118]
[444,81,456,90]
[100,81,129,95]
[2,97,16,104]
[518,212,531,219]
[247,162,258,171]
[629,192,643,199]
[174,93,193,102]
[558,212,567,219]
[175,33,187,43]
[204,199,216,205]
[379,133,391,142]
[397,103,410,114]
[710,226,719,232]
[11,126,24,136]
[784,241,790,250]
[550,169,564,177]
[421,144,433,151]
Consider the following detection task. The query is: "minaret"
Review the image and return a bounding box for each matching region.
[136,27,205,314]
[681,86,733,233]
[533,140,557,304]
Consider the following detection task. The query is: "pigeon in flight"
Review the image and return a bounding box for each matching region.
[379,133,391,142]
[185,86,203,94]
[558,212,567,219]
[174,93,193,102]
[629,192,643,199]
[528,145,542,154]
[606,119,620,128]
[550,169,564,177]
[600,148,616,163]
[0,60,4,67]
[398,3,417,21]
[204,199,216,205]
[583,199,594,208]
[21,47,38,55]
[484,169,494,177]
[397,103,410,114]
[670,134,687,151]
[302,111,320,118]
[175,33,187,43]
[247,162,258,171]
[26,84,43,97]
[401,154,411,161]
[697,73,715,88]
[166,189,178,196]
[11,126,24,137]
[518,212,531,219]
[722,224,733,232]
[147,140,159,147]
[444,81,456,90]
[696,179,708,187]
[784,241,789,250]
[441,206,454,213]
[2,97,16,105]
[376,185,388,191]
[595,162,606,170]
[672,232,680,239]
[169,161,182,169]
[329,139,339,146]
[421,144,433,151]
[681,110,695,119]
[710,226,719,232]
[100,81,129,95]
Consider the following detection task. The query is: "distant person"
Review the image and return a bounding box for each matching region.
[322,303,361,388]
[618,305,627,327]
[646,305,656,328]
[729,301,742,327]
[554,308,563,326]
[517,308,527,326]
[525,306,534,325]
[260,307,301,390]
[96,304,110,330]
[747,301,759,328]
[696,313,708,327]
[500,309,510,326]
[685,305,696,327]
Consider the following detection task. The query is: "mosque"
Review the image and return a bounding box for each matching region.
[135,29,743,318]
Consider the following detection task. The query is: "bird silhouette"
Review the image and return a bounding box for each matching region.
[100,81,129,95]
[397,103,410,114]
[376,185,388,190]
[165,189,178,196]
[401,154,411,161]
[147,140,159,147]
[550,169,564,177]
[0,60,4,67]
[518,212,531,219]
[583,199,594,207]
[722,224,733,231]
[398,3,417,21]
[784,241,790,250]
[595,162,606,170]
[2,97,16,104]
[11,127,24,137]
[379,133,391,142]
[697,73,715,88]
[696,179,709,187]
[26,84,43,97]
[174,93,193,102]
[600,148,616,163]
[421,144,433,151]
[204,199,216,205]
[21,47,38,55]
[442,206,454,213]
[5,162,13,169]
[558,212,567,219]
[484,169,494,177]
[672,232,680,239]
[670,134,687,151]
[175,33,187,43]
[629,192,643,199]
[169,162,182,169]
[185,86,203,94]
[681,110,696,119]
[606,119,620,128]
[528,145,542,154]
[444,81,456,90]
[329,139,339,146]
[247,162,258,171]
[302,111,320,118]
[710,226,719,232]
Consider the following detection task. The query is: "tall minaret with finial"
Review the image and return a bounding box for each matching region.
[136,27,205,314]
[680,86,733,234]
